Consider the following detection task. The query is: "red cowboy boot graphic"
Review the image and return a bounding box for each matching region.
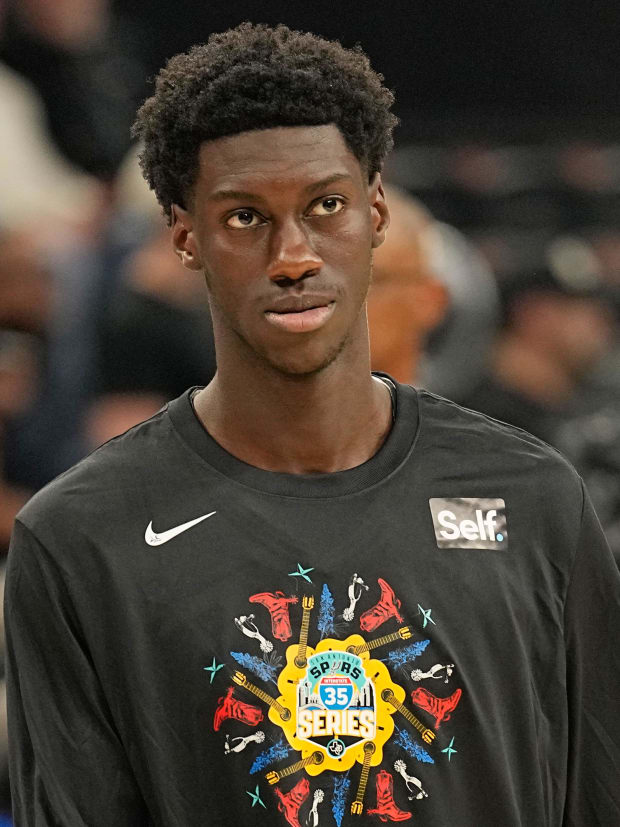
[274,777,310,827]
[250,591,298,641]
[360,578,405,632]
[410,686,462,728]
[367,770,412,822]
[213,686,264,731]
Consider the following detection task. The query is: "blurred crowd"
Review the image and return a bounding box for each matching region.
[0,0,619,819]
[383,142,620,554]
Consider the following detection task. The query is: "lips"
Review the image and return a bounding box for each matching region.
[264,294,334,314]
[263,295,336,333]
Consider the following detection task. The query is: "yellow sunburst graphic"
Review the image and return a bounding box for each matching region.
[270,633,407,775]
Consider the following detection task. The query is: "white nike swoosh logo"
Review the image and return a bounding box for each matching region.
[144,511,217,546]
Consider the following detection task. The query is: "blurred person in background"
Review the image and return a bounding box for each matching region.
[462,237,620,562]
[86,222,217,446]
[366,187,449,383]
[0,0,104,238]
[584,227,620,397]
[0,56,102,235]
[0,1,112,812]
[0,331,37,819]
[0,0,112,493]
[85,148,217,448]
[0,332,38,553]
[367,186,500,398]
[0,223,111,492]
[0,0,144,179]
[0,73,215,488]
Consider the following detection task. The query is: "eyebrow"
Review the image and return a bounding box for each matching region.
[305,172,355,193]
[207,172,355,203]
[208,189,264,204]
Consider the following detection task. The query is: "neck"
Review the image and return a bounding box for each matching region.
[493,334,575,406]
[193,348,393,475]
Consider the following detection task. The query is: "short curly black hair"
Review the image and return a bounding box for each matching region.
[132,22,398,223]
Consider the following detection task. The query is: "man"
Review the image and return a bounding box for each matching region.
[366,187,448,384]
[462,238,620,562]
[5,23,620,827]
[462,237,616,444]
[367,187,500,399]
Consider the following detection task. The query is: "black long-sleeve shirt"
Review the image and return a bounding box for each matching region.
[6,382,620,825]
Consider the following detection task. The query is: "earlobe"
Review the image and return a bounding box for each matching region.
[171,203,202,270]
[369,174,390,250]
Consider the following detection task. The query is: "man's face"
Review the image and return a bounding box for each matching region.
[173,125,388,376]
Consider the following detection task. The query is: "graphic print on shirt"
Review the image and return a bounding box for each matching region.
[208,574,463,824]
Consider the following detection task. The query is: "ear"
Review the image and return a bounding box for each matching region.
[171,204,203,271]
[368,173,390,249]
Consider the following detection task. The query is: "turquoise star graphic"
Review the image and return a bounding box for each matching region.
[288,563,314,583]
[247,784,266,808]
[418,604,436,628]
[203,657,224,684]
[442,737,457,761]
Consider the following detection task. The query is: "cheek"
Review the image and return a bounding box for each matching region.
[207,240,249,275]
[317,218,373,283]
[202,240,262,304]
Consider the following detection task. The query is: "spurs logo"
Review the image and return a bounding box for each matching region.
[234,614,273,654]
[342,573,368,622]
[394,759,428,800]
[410,663,454,684]
[275,636,407,777]
[224,730,265,754]
[250,591,298,641]
[297,651,375,747]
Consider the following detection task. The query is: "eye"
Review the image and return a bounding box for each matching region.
[308,196,345,217]
[225,209,264,229]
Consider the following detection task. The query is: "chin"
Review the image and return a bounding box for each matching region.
[262,338,350,379]
[267,354,339,379]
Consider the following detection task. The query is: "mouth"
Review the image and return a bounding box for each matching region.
[263,298,336,333]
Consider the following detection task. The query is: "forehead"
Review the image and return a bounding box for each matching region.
[195,124,364,198]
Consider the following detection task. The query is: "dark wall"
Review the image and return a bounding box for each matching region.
[119,1,620,138]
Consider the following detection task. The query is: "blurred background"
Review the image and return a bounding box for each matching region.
[1,0,619,817]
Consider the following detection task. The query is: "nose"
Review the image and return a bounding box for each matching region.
[266,218,323,284]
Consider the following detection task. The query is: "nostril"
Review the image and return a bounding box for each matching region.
[273,269,318,287]
[273,275,295,287]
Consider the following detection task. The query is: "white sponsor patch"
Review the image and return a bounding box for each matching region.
[429,497,508,549]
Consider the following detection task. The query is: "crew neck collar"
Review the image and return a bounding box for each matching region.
[166,374,419,499]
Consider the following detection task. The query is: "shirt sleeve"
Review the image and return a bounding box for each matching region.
[563,481,620,825]
[4,519,150,826]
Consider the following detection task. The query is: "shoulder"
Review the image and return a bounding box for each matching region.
[16,402,179,540]
[415,388,583,505]
[417,387,571,458]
